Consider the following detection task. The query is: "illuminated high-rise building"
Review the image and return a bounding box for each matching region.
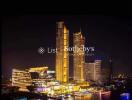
[56,21,69,83]
[94,60,101,82]
[84,60,101,82]
[73,31,85,82]
[84,63,95,81]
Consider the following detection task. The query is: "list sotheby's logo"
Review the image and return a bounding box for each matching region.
[38,46,95,55]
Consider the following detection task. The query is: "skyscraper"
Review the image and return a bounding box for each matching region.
[85,63,95,81]
[73,31,85,82]
[84,60,101,83]
[56,22,69,83]
[94,60,101,82]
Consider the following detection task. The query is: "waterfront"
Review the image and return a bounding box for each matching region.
[2,17,132,100]
[2,90,131,100]
[2,77,132,100]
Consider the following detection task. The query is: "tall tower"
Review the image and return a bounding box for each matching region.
[56,22,69,83]
[94,60,101,82]
[84,63,95,81]
[73,32,85,82]
[84,60,101,82]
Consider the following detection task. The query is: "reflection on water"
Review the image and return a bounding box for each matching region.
[14,97,27,100]
[14,98,42,100]
[93,92,111,100]
[48,93,110,100]
[14,93,111,100]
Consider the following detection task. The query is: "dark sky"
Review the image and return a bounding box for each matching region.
[2,15,132,79]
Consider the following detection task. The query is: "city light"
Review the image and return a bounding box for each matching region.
[2,19,132,100]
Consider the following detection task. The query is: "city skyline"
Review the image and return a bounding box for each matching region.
[2,15,132,80]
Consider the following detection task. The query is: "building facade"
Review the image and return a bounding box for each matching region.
[56,22,69,83]
[94,60,101,82]
[12,69,32,91]
[29,66,48,79]
[73,32,85,82]
[84,60,101,83]
[85,63,95,81]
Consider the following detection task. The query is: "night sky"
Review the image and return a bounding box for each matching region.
[2,15,132,79]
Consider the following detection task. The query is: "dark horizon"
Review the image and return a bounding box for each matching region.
[2,15,132,80]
